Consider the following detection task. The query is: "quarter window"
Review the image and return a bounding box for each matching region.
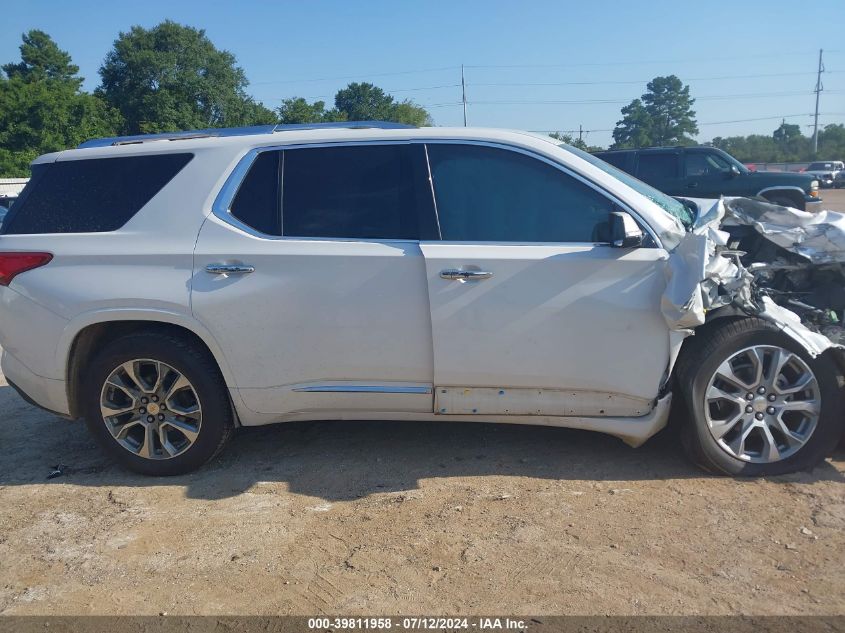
[426,144,616,243]
[3,153,193,234]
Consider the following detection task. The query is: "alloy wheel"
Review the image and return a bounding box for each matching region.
[703,345,820,463]
[99,359,202,460]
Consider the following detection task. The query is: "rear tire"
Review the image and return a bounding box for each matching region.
[81,331,233,475]
[675,317,843,476]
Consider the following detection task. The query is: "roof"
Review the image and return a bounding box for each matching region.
[77,121,417,149]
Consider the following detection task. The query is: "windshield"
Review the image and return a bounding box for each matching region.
[557,143,694,228]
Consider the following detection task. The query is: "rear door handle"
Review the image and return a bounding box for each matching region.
[440,269,494,281]
[205,263,255,275]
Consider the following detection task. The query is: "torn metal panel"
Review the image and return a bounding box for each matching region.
[661,198,753,331]
[723,197,845,264]
[435,387,652,417]
[662,196,841,357]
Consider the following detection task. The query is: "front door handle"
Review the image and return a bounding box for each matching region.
[440,269,494,281]
[205,263,255,275]
[687,181,699,189]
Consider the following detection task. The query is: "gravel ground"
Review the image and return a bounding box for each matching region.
[2,192,845,617]
[0,357,843,616]
[819,188,845,213]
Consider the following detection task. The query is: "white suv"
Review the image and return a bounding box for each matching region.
[1,122,841,476]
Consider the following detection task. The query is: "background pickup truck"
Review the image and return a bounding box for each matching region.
[593,146,821,211]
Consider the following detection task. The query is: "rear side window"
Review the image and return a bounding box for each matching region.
[282,144,435,240]
[636,153,679,180]
[427,143,615,242]
[3,154,193,234]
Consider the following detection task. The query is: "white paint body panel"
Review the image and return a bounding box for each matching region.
[1,126,693,445]
[421,242,671,413]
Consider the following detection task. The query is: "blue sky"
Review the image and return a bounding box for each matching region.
[2,0,843,147]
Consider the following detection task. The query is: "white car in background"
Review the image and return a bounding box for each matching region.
[0,122,842,477]
[805,161,844,188]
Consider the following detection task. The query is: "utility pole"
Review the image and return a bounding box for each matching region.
[461,64,468,127]
[578,124,583,144]
[812,48,824,155]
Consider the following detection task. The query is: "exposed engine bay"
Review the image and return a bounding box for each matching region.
[720,198,845,348]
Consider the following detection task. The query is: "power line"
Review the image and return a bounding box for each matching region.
[469,70,843,88]
[251,65,461,85]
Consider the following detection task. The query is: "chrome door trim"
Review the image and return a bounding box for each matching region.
[292,384,433,394]
[210,138,664,248]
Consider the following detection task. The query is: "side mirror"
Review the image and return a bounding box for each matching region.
[609,211,644,248]
[729,165,741,178]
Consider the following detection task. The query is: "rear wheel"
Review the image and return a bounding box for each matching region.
[82,332,233,475]
[676,317,843,476]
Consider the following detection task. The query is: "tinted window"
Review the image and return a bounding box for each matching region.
[427,144,615,242]
[230,151,281,235]
[282,144,435,240]
[596,152,629,170]
[685,151,730,177]
[636,153,678,180]
[3,154,192,234]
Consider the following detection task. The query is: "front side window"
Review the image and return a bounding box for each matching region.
[282,144,435,240]
[685,151,730,177]
[427,144,615,242]
[636,153,679,180]
[3,153,193,234]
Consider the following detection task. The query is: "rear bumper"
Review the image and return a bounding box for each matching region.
[1,348,71,417]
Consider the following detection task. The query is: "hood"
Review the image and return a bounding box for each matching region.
[746,170,816,189]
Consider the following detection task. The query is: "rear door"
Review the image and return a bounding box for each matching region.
[191,142,439,417]
[420,142,671,417]
[634,151,681,195]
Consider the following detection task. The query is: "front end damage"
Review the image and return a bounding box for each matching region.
[663,196,845,362]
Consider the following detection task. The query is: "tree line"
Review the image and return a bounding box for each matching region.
[0,22,430,176]
[1,21,843,177]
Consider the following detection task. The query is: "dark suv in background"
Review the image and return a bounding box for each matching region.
[593,146,821,211]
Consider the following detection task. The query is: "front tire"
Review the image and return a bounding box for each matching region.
[81,331,233,475]
[676,317,843,476]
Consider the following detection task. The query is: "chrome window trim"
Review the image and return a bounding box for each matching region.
[292,384,432,394]
[211,138,663,248]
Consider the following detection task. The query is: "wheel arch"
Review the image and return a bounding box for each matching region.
[60,310,239,420]
[756,186,806,209]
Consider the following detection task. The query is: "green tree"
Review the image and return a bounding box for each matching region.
[332,82,431,125]
[0,30,122,176]
[276,97,345,124]
[818,124,845,159]
[98,20,274,134]
[612,76,697,148]
[547,131,602,152]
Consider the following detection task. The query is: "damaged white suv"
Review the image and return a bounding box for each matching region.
[1,122,842,476]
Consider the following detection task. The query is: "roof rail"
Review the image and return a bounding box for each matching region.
[78,121,416,149]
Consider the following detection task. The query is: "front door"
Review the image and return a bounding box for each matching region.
[421,143,671,417]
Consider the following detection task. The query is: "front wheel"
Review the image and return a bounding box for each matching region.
[676,317,843,476]
[81,332,234,475]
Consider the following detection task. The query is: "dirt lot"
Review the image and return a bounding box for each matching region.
[0,360,844,616]
[2,193,845,617]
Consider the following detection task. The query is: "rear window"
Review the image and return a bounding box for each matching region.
[3,153,193,234]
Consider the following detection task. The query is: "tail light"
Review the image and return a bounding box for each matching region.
[0,252,53,286]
